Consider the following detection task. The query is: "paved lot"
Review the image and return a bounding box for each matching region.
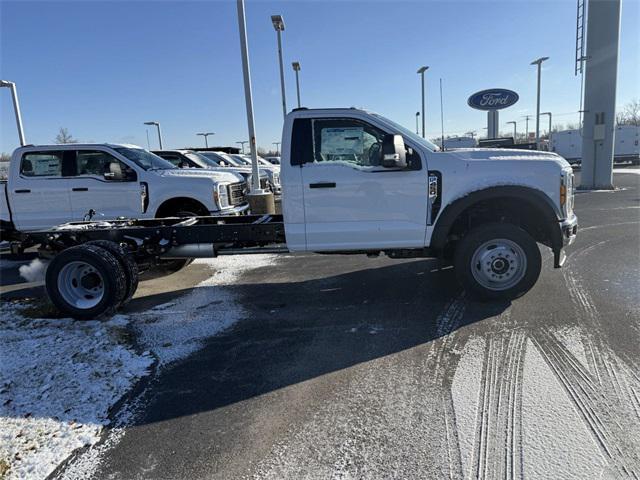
[3,168,639,479]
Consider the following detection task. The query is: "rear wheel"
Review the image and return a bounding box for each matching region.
[85,240,139,305]
[46,244,127,319]
[453,223,542,300]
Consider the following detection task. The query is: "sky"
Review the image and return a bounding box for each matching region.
[0,0,638,154]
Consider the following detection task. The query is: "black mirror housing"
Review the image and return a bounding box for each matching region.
[381,134,407,168]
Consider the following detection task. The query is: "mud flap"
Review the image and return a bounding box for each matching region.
[554,248,566,268]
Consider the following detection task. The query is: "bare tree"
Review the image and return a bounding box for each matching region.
[618,99,640,126]
[0,152,10,162]
[55,127,77,144]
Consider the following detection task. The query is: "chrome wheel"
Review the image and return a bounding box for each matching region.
[57,261,105,309]
[470,238,527,291]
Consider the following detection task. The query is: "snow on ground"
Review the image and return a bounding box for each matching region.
[0,308,153,480]
[614,168,640,175]
[0,254,276,480]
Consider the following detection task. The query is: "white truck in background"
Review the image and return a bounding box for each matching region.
[18,108,577,319]
[550,125,640,164]
[0,144,249,241]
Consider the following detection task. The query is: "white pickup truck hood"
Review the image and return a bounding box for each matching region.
[450,148,570,167]
[155,168,243,183]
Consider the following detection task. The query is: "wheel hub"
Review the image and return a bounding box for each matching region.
[57,261,105,309]
[471,239,527,291]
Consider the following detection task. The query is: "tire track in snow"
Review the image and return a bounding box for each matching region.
[531,330,640,479]
[468,323,526,480]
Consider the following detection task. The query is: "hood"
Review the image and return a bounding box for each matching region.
[155,168,244,183]
[450,148,570,166]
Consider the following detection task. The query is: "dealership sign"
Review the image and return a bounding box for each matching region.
[467,89,519,111]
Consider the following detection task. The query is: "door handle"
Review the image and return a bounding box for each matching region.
[72,187,89,192]
[309,182,336,189]
[14,189,30,193]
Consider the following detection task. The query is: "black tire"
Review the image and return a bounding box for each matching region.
[85,240,139,305]
[453,223,542,300]
[45,244,127,320]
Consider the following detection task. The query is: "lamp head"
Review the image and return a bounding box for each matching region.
[530,56,549,65]
[417,66,429,74]
[144,121,158,126]
[292,61,300,71]
[271,15,285,31]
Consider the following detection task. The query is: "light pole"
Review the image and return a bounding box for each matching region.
[417,66,429,138]
[522,115,532,141]
[144,121,163,149]
[531,56,549,145]
[271,14,287,119]
[415,112,420,135]
[272,142,281,155]
[507,121,517,141]
[197,132,215,148]
[292,61,301,108]
[236,141,248,154]
[541,112,552,140]
[0,80,26,146]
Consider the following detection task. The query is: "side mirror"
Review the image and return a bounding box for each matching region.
[381,134,407,168]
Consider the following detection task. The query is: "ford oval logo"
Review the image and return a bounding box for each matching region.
[467,89,519,111]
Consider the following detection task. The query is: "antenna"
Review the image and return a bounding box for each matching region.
[439,78,445,150]
[146,129,150,149]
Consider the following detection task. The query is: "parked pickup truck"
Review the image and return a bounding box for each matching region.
[21,108,577,319]
[0,143,249,241]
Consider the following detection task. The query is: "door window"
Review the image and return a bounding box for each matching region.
[312,119,386,168]
[20,152,64,177]
[75,150,137,181]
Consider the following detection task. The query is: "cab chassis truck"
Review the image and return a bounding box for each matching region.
[13,108,578,319]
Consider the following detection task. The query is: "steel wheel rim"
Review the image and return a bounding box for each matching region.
[57,261,105,309]
[470,238,527,291]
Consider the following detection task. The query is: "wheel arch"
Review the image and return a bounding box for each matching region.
[155,197,210,218]
[431,185,562,252]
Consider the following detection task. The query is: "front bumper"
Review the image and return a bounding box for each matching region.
[553,214,578,268]
[210,203,250,216]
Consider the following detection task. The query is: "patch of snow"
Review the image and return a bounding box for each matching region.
[521,339,607,479]
[613,168,640,175]
[0,306,153,480]
[553,326,590,373]
[133,255,276,366]
[450,335,485,476]
[18,259,48,283]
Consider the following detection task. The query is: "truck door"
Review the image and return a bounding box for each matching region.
[68,150,142,221]
[11,150,73,231]
[297,117,429,251]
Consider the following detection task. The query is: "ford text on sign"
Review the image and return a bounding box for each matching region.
[467,89,519,111]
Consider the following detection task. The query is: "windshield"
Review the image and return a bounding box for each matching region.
[185,152,216,168]
[231,155,251,166]
[371,113,441,152]
[200,152,243,167]
[114,147,177,170]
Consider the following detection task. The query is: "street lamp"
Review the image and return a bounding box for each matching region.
[417,66,429,138]
[0,80,26,146]
[415,111,420,135]
[197,132,215,148]
[507,121,517,141]
[236,140,248,154]
[144,121,163,149]
[291,61,301,108]
[272,142,281,155]
[271,14,287,119]
[522,115,532,141]
[530,56,549,145]
[541,112,552,140]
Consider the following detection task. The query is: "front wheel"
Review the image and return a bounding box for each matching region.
[453,223,542,300]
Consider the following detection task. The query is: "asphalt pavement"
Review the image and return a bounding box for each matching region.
[3,168,638,479]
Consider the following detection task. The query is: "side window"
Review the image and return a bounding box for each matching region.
[21,152,64,177]
[75,150,137,181]
[312,119,385,168]
[157,154,182,167]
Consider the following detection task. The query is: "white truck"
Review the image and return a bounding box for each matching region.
[443,136,478,149]
[0,143,249,240]
[17,108,577,319]
[550,125,640,164]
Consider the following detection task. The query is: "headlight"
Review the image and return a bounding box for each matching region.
[215,183,229,208]
[560,171,574,218]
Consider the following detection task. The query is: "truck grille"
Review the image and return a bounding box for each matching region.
[228,182,247,205]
